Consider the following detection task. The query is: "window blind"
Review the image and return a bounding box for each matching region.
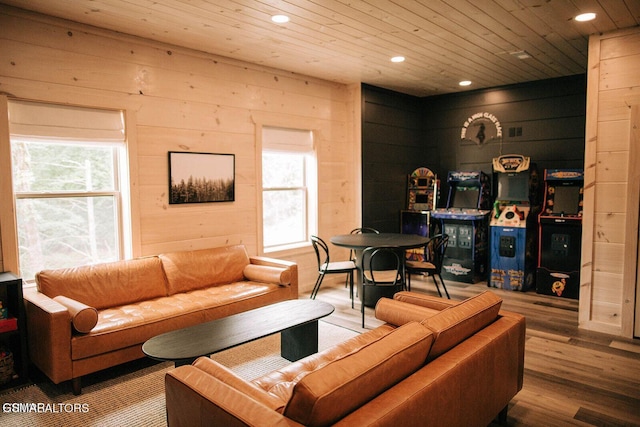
[262,126,313,153]
[8,100,125,142]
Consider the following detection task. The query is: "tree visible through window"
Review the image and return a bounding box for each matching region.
[261,127,316,251]
[11,139,123,280]
[262,152,307,248]
[4,100,129,282]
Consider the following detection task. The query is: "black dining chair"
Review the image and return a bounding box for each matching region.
[345,227,379,288]
[405,234,450,299]
[349,228,379,259]
[310,235,358,307]
[361,246,404,328]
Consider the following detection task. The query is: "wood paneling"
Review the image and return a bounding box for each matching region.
[361,84,428,232]
[0,7,360,294]
[582,26,640,338]
[2,1,637,97]
[420,75,586,198]
[361,76,587,258]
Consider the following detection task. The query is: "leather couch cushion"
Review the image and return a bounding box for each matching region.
[422,291,502,360]
[36,257,167,310]
[374,298,439,326]
[253,325,395,404]
[160,245,250,295]
[243,264,291,286]
[71,281,282,360]
[283,321,434,427]
[53,295,98,333]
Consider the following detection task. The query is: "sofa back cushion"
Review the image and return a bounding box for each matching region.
[283,321,434,427]
[36,256,167,310]
[422,291,502,360]
[160,245,250,295]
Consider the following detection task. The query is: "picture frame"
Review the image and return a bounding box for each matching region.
[168,151,235,204]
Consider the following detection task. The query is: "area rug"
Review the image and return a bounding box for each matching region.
[0,320,359,427]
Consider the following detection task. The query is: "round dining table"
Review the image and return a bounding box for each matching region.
[330,232,429,251]
[330,233,430,306]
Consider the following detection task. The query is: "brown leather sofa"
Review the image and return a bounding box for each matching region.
[23,244,298,394]
[165,290,525,427]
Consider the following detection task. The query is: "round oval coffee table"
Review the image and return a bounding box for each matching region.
[143,299,334,366]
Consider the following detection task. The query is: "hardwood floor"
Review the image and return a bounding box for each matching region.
[305,276,640,426]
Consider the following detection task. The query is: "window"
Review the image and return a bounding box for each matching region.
[4,100,129,281]
[262,127,316,251]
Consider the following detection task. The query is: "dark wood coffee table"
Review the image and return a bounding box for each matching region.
[142,299,334,366]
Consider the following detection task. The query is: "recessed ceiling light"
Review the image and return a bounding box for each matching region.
[271,14,290,24]
[459,80,472,87]
[391,56,405,63]
[575,12,596,22]
[510,50,531,60]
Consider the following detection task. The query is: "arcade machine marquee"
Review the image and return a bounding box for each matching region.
[536,169,583,299]
[431,171,491,283]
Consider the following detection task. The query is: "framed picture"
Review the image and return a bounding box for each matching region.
[168,151,235,204]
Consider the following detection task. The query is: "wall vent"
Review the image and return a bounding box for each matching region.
[509,127,523,137]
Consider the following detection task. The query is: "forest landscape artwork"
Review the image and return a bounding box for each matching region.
[169,151,235,204]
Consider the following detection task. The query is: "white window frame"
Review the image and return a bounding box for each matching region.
[0,97,136,283]
[259,125,317,254]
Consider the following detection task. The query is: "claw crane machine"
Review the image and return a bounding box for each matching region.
[430,171,491,283]
[536,169,584,299]
[489,154,541,291]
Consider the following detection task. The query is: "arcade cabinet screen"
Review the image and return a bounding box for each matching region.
[415,193,429,204]
[553,185,580,215]
[497,172,529,201]
[451,188,480,209]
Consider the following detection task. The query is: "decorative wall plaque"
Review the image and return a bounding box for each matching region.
[460,112,503,146]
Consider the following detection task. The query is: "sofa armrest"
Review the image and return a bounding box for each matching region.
[393,291,459,310]
[23,288,74,384]
[52,295,98,333]
[166,364,303,427]
[250,256,298,296]
[243,264,291,286]
[374,298,440,326]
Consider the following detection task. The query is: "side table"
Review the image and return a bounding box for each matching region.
[0,272,29,390]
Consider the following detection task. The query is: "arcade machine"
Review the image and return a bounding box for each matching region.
[402,167,438,237]
[536,169,584,299]
[430,171,491,283]
[401,167,438,261]
[489,154,541,291]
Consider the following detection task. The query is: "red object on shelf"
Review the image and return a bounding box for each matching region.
[0,317,17,333]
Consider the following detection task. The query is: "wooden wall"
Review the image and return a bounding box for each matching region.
[421,75,586,197]
[582,26,640,338]
[361,76,586,230]
[0,6,361,293]
[362,84,433,232]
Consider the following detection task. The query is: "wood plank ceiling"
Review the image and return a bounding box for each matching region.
[2,0,639,96]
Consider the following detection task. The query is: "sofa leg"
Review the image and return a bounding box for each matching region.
[496,405,508,425]
[72,377,82,395]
